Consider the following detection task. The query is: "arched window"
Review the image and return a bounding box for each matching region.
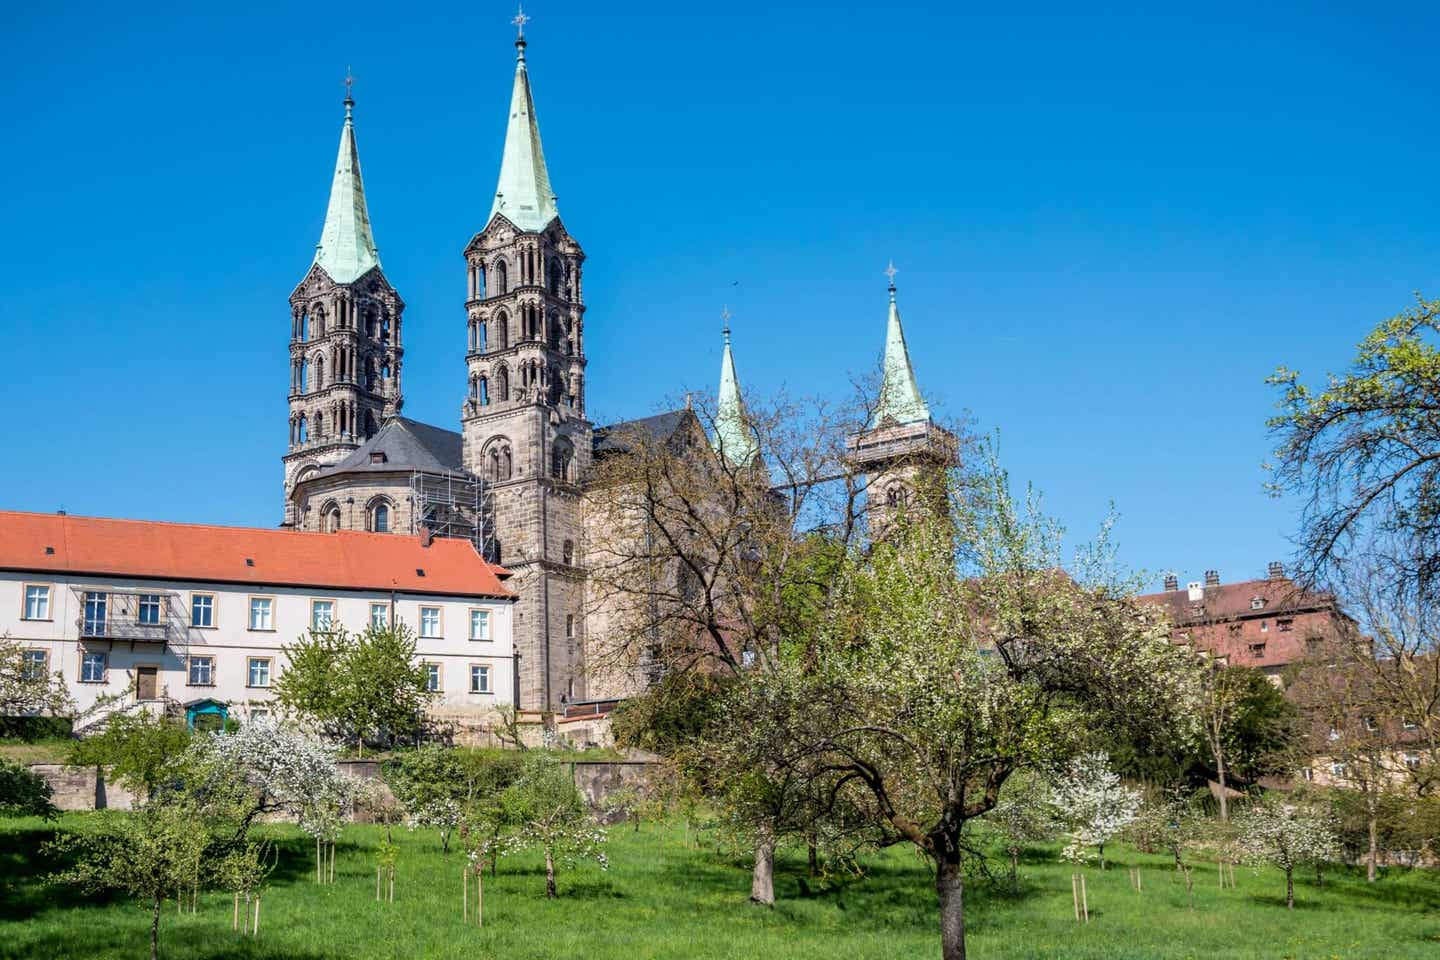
[478,319,489,353]
[314,356,325,390]
[497,366,510,401]
[477,263,487,299]
[320,502,341,533]
[496,311,509,350]
[549,259,564,295]
[479,376,489,405]
[562,539,574,566]
[495,258,508,295]
[501,447,512,480]
[299,311,310,342]
[382,317,391,342]
[371,502,390,534]
[314,412,325,438]
[551,440,573,481]
[488,449,501,482]
[297,415,308,443]
[886,485,907,508]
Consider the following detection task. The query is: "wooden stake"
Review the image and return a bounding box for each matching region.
[1080,874,1089,923]
[477,869,483,927]
[462,866,468,921]
[1071,874,1080,921]
[376,866,382,901]
[233,892,239,931]
[253,894,260,937]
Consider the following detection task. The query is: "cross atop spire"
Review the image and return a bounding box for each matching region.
[512,3,530,40]
[885,260,898,299]
[721,305,731,342]
[343,66,355,118]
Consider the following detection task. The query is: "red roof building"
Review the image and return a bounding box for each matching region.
[1138,563,1353,675]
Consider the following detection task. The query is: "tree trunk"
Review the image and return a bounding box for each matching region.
[1285,866,1294,909]
[441,830,450,855]
[1214,747,1229,823]
[750,830,775,905]
[807,837,819,877]
[544,846,557,899]
[1098,842,1106,871]
[150,897,161,960]
[1367,797,1379,883]
[936,857,966,960]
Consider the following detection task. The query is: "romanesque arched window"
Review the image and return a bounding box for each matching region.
[479,376,489,405]
[478,319,489,353]
[370,501,390,534]
[313,412,325,438]
[320,501,341,533]
[495,258,508,295]
[297,415,308,443]
[314,356,325,390]
[549,259,564,295]
[500,446,513,481]
[496,311,510,350]
[496,366,510,401]
[488,449,500,482]
[562,539,574,566]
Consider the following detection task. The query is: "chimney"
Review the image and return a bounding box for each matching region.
[1163,574,1178,592]
[1204,569,1219,587]
[420,525,434,548]
[1186,581,1204,603]
[1268,561,1284,580]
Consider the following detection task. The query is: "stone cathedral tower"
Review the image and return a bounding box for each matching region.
[282,90,406,526]
[461,28,590,709]
[846,269,957,533]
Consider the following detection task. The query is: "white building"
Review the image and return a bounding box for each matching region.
[0,510,517,730]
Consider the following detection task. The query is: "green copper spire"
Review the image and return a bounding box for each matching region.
[871,262,931,428]
[312,83,381,285]
[489,23,559,233]
[714,309,759,467]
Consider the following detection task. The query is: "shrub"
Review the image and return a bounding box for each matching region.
[0,758,57,818]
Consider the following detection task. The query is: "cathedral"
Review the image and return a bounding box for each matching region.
[278,26,951,712]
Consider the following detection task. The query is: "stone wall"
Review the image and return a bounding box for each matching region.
[29,764,140,812]
[570,760,653,818]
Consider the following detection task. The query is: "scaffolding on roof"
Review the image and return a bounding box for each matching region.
[408,470,497,563]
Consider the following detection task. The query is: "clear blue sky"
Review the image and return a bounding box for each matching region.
[3,1,1437,591]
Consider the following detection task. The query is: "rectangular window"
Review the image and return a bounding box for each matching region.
[22,584,51,620]
[311,600,335,632]
[425,663,441,692]
[1248,642,1266,658]
[370,602,390,630]
[1277,618,1294,632]
[82,592,107,636]
[247,657,271,688]
[1330,762,1346,777]
[1300,767,1314,781]
[249,597,274,631]
[469,609,490,642]
[188,655,214,686]
[191,593,215,628]
[1405,753,1421,770]
[469,664,491,693]
[565,614,574,639]
[420,606,441,638]
[21,650,47,680]
[80,651,107,683]
[137,594,163,625]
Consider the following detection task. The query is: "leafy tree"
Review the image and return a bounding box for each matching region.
[273,624,434,752]
[499,754,608,898]
[1268,299,1440,605]
[46,795,212,960]
[386,744,467,852]
[0,632,72,718]
[0,758,57,818]
[66,712,191,799]
[1196,665,1301,821]
[1237,797,1340,909]
[1052,752,1141,869]
[983,772,1058,883]
[743,456,1202,960]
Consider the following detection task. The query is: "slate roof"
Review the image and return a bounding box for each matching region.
[593,410,694,457]
[312,417,464,480]
[0,510,513,598]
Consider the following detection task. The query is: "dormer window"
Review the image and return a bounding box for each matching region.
[370,452,387,464]
[1251,597,1265,610]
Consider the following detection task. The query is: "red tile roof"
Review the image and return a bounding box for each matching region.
[1137,577,1337,625]
[0,510,514,599]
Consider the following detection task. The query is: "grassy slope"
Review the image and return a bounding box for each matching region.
[1,815,1437,960]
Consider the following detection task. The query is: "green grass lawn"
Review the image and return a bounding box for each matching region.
[2,814,1438,959]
